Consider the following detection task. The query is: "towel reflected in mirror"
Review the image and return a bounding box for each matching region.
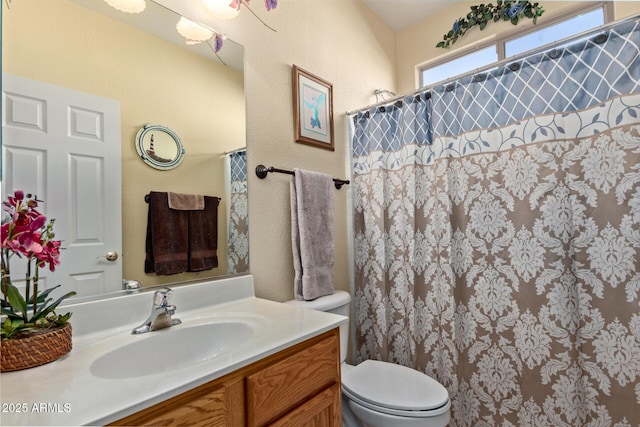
[145,191,220,275]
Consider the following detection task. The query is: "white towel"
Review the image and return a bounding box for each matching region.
[291,168,335,300]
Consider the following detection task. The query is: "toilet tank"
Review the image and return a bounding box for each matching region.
[285,290,351,363]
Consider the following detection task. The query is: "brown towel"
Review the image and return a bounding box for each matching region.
[188,196,220,271]
[145,192,220,275]
[145,191,189,275]
[168,192,205,210]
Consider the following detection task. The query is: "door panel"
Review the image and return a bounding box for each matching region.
[2,74,122,297]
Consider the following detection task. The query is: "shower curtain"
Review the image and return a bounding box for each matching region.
[351,19,639,427]
[224,150,249,274]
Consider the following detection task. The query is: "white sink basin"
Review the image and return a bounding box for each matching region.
[90,321,256,379]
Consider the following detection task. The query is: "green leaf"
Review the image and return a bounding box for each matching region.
[32,297,54,320]
[5,284,27,320]
[58,312,72,324]
[10,319,25,330]
[33,291,76,321]
[434,0,543,49]
[1,318,27,339]
[0,306,21,317]
[36,285,61,301]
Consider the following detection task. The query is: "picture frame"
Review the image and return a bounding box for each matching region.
[292,65,334,151]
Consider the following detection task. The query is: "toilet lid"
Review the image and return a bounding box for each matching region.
[342,360,449,412]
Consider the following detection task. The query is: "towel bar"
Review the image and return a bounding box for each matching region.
[144,193,221,205]
[255,165,350,189]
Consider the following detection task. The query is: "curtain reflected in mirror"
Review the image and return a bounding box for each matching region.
[225,149,249,274]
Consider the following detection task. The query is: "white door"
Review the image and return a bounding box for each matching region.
[2,74,122,298]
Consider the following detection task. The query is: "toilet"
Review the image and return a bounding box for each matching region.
[286,290,451,427]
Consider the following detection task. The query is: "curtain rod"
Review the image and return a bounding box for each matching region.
[346,14,639,116]
[255,164,350,189]
[224,147,246,155]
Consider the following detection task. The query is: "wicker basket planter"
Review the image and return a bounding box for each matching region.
[0,324,72,372]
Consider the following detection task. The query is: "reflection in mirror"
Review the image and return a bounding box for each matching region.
[1,0,248,301]
[224,149,249,274]
[135,124,186,170]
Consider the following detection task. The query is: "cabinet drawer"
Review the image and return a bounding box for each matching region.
[110,377,244,427]
[270,383,341,427]
[246,330,340,426]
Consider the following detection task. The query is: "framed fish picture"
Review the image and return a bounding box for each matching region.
[292,65,334,151]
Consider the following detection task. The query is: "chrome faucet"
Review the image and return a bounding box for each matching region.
[131,288,182,334]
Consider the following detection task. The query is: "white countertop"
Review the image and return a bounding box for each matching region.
[0,275,346,426]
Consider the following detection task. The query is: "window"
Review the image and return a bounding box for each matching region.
[422,46,497,88]
[420,4,610,87]
[505,8,605,57]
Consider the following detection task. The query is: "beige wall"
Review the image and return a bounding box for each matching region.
[397,1,640,94]
[175,0,397,302]
[2,0,245,287]
[243,1,397,301]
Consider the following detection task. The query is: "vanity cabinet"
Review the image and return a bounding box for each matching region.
[110,328,341,427]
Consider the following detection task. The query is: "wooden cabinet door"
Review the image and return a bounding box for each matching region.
[246,330,340,426]
[269,383,341,427]
[109,377,244,427]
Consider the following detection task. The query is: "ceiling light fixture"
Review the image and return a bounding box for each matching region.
[103,0,146,14]
[201,0,240,20]
[202,0,278,32]
[176,17,214,45]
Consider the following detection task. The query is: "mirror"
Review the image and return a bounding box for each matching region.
[136,124,186,170]
[2,0,248,298]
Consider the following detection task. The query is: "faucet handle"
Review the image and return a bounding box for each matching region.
[153,287,173,307]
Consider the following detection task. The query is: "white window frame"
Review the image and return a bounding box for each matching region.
[418,2,614,88]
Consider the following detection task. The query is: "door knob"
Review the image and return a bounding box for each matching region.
[100,251,119,262]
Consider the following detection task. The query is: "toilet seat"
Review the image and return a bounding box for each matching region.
[342,360,450,418]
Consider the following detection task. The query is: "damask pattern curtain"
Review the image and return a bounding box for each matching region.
[225,150,249,274]
[351,19,640,426]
